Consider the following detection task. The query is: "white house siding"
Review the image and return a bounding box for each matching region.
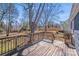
[74,31,79,55]
[74,13,79,55]
[68,3,79,55]
[71,20,74,33]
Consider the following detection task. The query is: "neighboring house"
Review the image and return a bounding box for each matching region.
[68,3,79,55]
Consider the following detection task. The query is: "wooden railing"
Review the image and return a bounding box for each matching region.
[36,27,61,32]
[0,31,61,56]
[0,34,30,55]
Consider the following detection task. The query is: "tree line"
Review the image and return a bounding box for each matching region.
[0,3,63,36]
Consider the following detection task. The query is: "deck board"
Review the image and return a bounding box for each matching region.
[22,40,78,56]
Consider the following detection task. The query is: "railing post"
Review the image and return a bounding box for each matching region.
[4,38,6,54]
[38,33,39,41]
[15,36,18,52]
[44,31,46,39]
[43,32,45,39]
[52,33,55,43]
[28,33,33,45]
[1,39,3,55]
[31,33,34,43]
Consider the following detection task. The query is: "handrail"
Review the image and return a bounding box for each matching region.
[0,31,58,55]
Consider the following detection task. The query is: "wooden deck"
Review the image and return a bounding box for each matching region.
[22,39,78,56]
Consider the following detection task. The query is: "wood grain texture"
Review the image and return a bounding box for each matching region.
[22,40,78,56]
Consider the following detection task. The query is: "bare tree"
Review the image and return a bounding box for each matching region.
[18,3,45,33]
[6,4,18,36]
[18,3,63,33]
[0,4,9,32]
[0,4,19,36]
[28,3,33,33]
[28,3,45,33]
[39,4,64,31]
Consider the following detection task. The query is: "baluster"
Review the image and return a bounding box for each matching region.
[7,38,9,52]
[10,38,12,51]
[4,38,6,54]
[11,39,13,50]
[0,40,1,55]
[38,33,40,41]
[1,39,3,55]
[13,38,15,49]
[15,36,17,51]
[32,33,34,43]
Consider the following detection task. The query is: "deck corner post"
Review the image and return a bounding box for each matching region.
[28,33,33,45]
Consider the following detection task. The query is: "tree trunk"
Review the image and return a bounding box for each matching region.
[45,25,47,32]
[28,4,33,33]
[6,29,9,36]
[28,4,33,44]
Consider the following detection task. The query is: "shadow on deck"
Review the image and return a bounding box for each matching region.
[14,39,78,56]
